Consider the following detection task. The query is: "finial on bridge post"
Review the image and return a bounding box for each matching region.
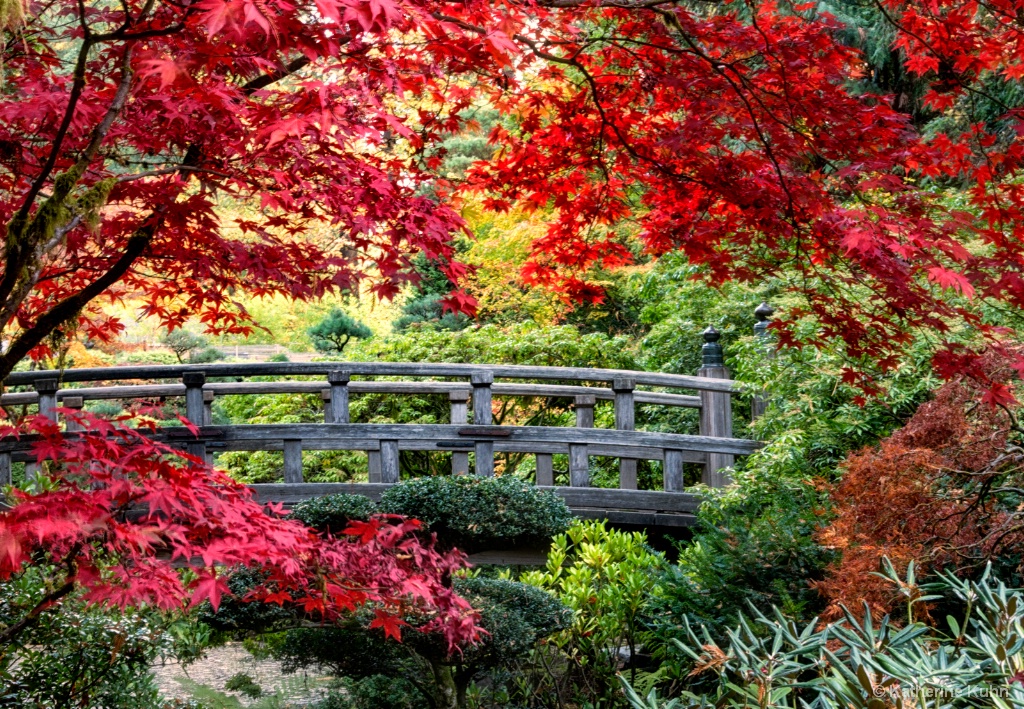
[754,302,774,339]
[701,326,724,368]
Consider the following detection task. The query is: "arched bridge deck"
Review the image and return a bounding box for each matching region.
[0,350,759,528]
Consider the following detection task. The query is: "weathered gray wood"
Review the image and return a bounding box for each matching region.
[380,440,400,484]
[0,422,760,458]
[569,443,589,487]
[698,364,734,487]
[35,378,58,421]
[466,549,548,566]
[203,390,215,427]
[613,377,638,490]
[536,453,553,486]
[664,449,685,492]
[574,395,595,429]
[368,451,382,483]
[146,423,760,455]
[283,439,304,483]
[571,394,593,488]
[250,483,702,515]
[0,452,10,486]
[574,509,697,528]
[182,372,207,460]
[321,388,333,423]
[5,362,738,393]
[0,380,703,409]
[449,390,470,475]
[329,370,351,424]
[183,372,205,423]
[63,395,84,432]
[471,371,494,477]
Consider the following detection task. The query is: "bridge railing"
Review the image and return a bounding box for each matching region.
[0,324,765,500]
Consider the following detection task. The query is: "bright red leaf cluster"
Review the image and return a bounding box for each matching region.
[464,0,1024,391]
[0,412,480,647]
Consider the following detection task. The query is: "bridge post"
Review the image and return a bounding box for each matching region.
[368,449,382,482]
[183,372,207,461]
[613,377,637,490]
[449,389,470,475]
[203,390,215,426]
[380,440,400,483]
[664,449,684,491]
[283,439,304,483]
[35,378,58,422]
[751,302,774,422]
[471,371,494,477]
[0,452,9,486]
[570,394,595,488]
[63,395,84,432]
[698,327,733,487]
[536,454,553,486]
[27,379,59,480]
[328,370,351,423]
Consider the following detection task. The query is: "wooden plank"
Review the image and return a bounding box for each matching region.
[699,364,734,487]
[466,549,549,566]
[5,362,739,393]
[0,423,759,458]
[569,444,589,487]
[249,483,701,512]
[368,451,382,483]
[380,440,400,484]
[450,390,469,475]
[159,423,761,455]
[329,371,351,423]
[574,509,697,528]
[250,482,702,515]
[0,381,703,409]
[536,454,553,486]
[283,439,304,483]
[664,449,685,492]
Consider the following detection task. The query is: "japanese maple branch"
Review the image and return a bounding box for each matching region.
[0,55,317,381]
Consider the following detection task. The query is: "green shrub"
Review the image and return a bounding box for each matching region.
[271,577,569,709]
[517,519,666,705]
[224,672,263,699]
[0,570,171,708]
[378,476,572,552]
[289,493,378,533]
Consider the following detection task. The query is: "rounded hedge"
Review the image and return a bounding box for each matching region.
[378,476,572,552]
[289,493,378,534]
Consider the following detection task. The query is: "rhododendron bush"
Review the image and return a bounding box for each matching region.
[0,412,480,650]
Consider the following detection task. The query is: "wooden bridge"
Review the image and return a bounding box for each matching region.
[0,326,767,529]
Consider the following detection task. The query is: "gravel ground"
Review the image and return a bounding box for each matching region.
[152,642,335,707]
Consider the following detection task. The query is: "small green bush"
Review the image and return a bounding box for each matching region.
[289,494,378,534]
[378,476,572,552]
[224,672,263,699]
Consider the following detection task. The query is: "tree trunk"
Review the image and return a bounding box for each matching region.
[429,660,459,709]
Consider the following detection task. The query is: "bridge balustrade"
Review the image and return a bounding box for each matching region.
[0,318,771,527]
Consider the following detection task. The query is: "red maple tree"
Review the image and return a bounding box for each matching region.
[3,0,1024,391]
[0,412,481,649]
